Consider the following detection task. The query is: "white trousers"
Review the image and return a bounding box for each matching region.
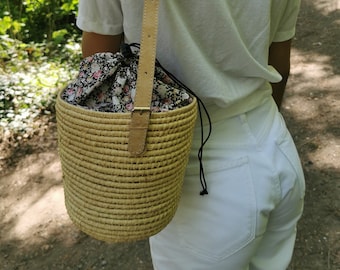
[150,98,305,270]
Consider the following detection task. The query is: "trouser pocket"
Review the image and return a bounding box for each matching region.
[176,156,257,261]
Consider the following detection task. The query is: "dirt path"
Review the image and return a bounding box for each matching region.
[282,1,340,269]
[1,1,339,269]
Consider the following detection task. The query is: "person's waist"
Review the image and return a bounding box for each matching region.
[199,86,272,126]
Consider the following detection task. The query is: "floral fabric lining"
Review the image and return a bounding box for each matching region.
[62,50,193,112]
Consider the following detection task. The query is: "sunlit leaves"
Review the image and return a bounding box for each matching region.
[0,36,80,136]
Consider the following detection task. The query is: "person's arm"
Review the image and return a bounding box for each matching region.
[81,31,123,58]
[268,39,292,110]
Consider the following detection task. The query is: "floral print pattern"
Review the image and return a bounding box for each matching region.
[62,49,193,112]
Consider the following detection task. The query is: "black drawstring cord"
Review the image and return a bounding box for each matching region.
[155,59,212,196]
[197,98,212,195]
[123,43,212,195]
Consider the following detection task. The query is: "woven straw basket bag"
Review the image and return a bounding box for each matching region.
[56,0,198,242]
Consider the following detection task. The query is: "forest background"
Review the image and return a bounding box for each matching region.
[0,0,80,139]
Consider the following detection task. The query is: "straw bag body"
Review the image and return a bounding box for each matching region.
[56,0,198,242]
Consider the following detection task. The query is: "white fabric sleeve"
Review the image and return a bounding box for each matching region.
[76,0,123,35]
[272,0,301,42]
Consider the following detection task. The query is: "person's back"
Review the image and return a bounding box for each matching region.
[78,0,299,109]
[76,1,305,269]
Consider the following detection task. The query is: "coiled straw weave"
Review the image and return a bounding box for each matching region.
[56,92,197,242]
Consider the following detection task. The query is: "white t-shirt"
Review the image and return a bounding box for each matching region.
[76,0,300,110]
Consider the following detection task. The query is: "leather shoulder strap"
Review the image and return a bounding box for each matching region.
[128,0,160,156]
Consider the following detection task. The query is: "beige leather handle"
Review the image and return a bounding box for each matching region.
[128,0,160,156]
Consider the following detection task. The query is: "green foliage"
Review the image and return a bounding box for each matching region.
[0,16,23,36]
[0,0,82,138]
[0,0,80,43]
[0,35,81,137]
[52,29,69,45]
